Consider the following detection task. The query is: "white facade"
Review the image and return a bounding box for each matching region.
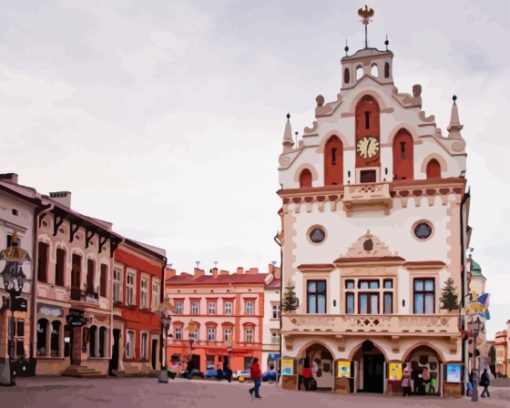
[262,274,280,372]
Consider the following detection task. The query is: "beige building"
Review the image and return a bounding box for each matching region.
[277,31,470,397]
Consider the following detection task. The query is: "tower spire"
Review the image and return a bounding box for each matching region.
[447,95,464,139]
[282,113,294,153]
[358,5,374,48]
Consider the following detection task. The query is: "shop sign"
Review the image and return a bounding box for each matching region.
[388,361,403,381]
[268,353,280,359]
[446,363,462,383]
[66,309,85,327]
[336,360,350,378]
[281,358,294,375]
[38,303,63,317]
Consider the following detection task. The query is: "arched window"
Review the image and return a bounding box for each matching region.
[37,319,48,356]
[51,321,61,357]
[344,68,350,84]
[99,327,107,358]
[392,129,414,180]
[355,95,381,168]
[384,62,390,78]
[426,159,441,179]
[324,136,343,185]
[299,169,312,188]
[356,66,363,80]
[89,325,97,357]
[371,64,379,77]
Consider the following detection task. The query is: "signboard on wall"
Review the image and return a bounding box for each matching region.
[388,361,403,381]
[336,360,350,378]
[38,303,64,317]
[281,358,294,375]
[446,363,462,383]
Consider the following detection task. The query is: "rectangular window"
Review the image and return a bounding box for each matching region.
[346,293,355,314]
[100,264,108,297]
[175,301,183,314]
[152,281,160,311]
[224,328,232,341]
[359,280,379,289]
[113,268,122,303]
[245,328,254,343]
[174,327,182,340]
[126,273,135,306]
[37,242,49,282]
[271,332,280,344]
[208,302,216,315]
[71,254,81,289]
[414,278,435,314]
[86,259,95,293]
[365,111,370,129]
[191,301,199,315]
[206,355,215,369]
[383,279,393,289]
[14,319,25,358]
[193,329,199,341]
[272,304,279,319]
[55,248,65,286]
[307,280,327,314]
[345,280,355,289]
[140,277,148,309]
[383,293,393,314]
[207,328,216,342]
[224,301,233,315]
[126,330,135,359]
[359,293,379,314]
[246,301,254,315]
[141,333,148,360]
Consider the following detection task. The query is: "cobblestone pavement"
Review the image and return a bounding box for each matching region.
[0,377,508,408]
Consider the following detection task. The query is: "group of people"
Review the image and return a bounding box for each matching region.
[401,366,437,396]
[466,369,491,398]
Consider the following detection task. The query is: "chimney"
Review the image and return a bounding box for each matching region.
[211,267,219,278]
[0,173,19,184]
[274,266,281,280]
[247,267,259,275]
[165,266,176,281]
[236,267,244,275]
[219,270,229,275]
[50,191,72,208]
[194,268,205,277]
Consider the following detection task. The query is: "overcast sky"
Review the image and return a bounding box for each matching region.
[0,0,508,338]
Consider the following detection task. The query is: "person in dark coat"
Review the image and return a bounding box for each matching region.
[186,359,194,380]
[480,369,490,398]
[223,359,232,383]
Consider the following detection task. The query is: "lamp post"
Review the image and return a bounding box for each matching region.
[0,232,30,387]
[156,298,175,384]
[471,316,481,402]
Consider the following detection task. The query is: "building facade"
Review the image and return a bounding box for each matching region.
[262,266,281,372]
[277,36,470,396]
[112,241,166,376]
[493,329,508,377]
[165,267,270,373]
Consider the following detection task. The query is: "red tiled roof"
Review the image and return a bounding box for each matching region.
[267,278,281,288]
[166,273,268,285]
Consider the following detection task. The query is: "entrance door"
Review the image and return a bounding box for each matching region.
[363,354,384,393]
[71,326,82,366]
[151,339,158,370]
[109,329,120,372]
[191,354,201,371]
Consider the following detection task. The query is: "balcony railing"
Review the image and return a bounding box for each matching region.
[282,314,459,336]
[343,182,392,216]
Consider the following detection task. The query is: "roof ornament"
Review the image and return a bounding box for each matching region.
[358,5,374,49]
[447,94,464,138]
[344,39,349,56]
[385,34,389,51]
[282,113,294,152]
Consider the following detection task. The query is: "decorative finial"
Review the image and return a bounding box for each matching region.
[294,131,299,146]
[286,113,291,119]
[344,39,349,56]
[385,34,389,51]
[452,95,457,102]
[195,260,200,267]
[358,5,375,48]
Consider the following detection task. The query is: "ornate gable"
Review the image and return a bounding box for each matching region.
[334,230,404,264]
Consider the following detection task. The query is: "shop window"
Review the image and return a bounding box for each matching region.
[206,355,215,369]
[37,319,48,356]
[50,321,61,357]
[89,325,97,357]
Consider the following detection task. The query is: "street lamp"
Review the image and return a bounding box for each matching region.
[156,298,175,384]
[0,231,30,387]
[471,316,481,402]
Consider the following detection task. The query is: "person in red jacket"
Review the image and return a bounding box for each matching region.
[248,357,262,399]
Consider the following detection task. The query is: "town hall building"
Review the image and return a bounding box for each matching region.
[277,17,470,397]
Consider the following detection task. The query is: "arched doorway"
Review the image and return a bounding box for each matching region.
[301,343,334,390]
[403,345,442,396]
[352,340,385,393]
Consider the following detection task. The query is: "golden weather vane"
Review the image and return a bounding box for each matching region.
[358,5,375,49]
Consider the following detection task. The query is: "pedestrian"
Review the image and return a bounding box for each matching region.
[223,359,232,383]
[186,359,194,380]
[300,357,313,391]
[429,375,437,395]
[248,357,262,399]
[401,367,412,397]
[480,368,490,398]
[422,367,430,394]
[466,370,474,396]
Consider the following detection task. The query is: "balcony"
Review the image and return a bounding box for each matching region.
[281,314,459,336]
[343,182,392,216]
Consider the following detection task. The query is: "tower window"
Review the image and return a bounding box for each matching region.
[365,112,370,129]
[331,148,337,165]
[344,68,350,84]
[384,62,390,78]
[400,141,406,159]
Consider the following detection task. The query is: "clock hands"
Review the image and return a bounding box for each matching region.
[366,139,371,156]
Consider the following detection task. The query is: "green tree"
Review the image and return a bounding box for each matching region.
[281,284,299,312]
[440,278,459,311]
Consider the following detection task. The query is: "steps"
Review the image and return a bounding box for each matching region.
[62,365,106,378]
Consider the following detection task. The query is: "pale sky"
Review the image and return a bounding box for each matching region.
[1,0,508,338]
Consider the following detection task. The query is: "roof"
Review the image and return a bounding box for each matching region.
[266,278,281,288]
[471,259,484,278]
[166,273,268,286]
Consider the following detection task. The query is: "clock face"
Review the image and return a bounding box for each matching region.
[356,136,380,159]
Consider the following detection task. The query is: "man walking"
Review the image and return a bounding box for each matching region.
[248,357,262,399]
[480,368,490,398]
